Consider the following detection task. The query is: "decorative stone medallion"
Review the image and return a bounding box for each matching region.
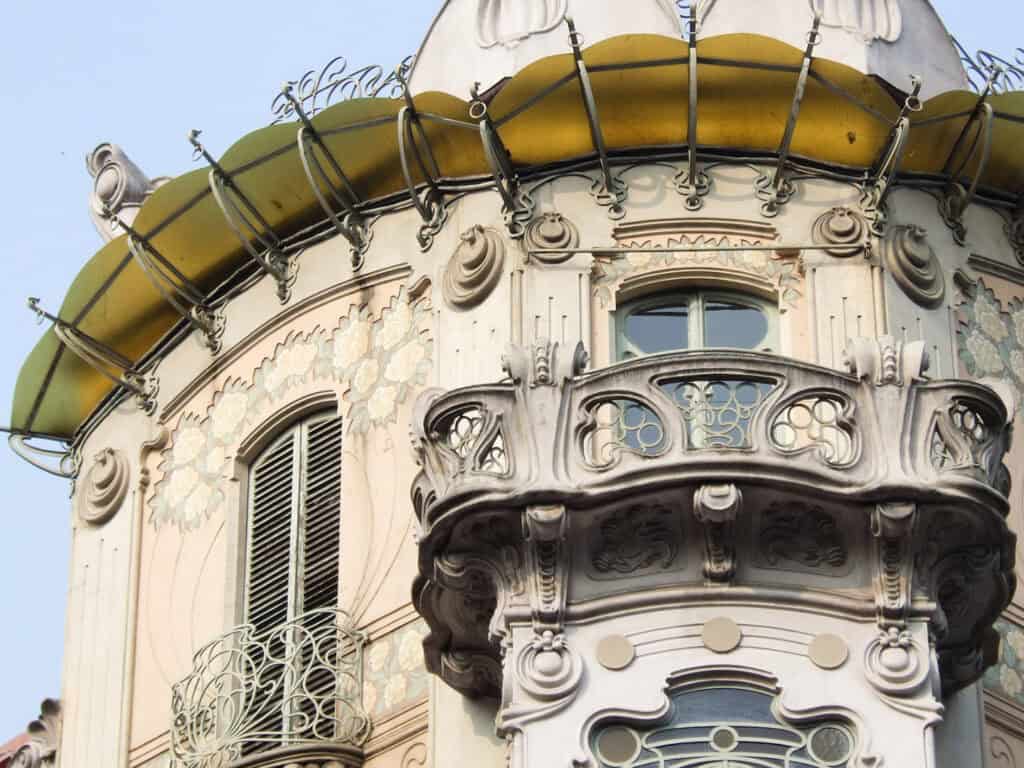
[811,207,868,257]
[882,225,945,308]
[596,635,636,671]
[809,633,849,670]
[443,226,506,309]
[702,617,742,653]
[78,448,130,525]
[524,212,580,264]
[476,0,567,49]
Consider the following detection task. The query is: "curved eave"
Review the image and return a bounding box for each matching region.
[12,32,1024,439]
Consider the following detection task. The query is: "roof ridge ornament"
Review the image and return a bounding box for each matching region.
[476,0,568,49]
[810,0,902,43]
[86,143,168,243]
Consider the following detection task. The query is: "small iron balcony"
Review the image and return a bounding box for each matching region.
[171,608,369,768]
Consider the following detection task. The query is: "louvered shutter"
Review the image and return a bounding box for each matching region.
[294,415,343,740]
[245,431,297,753]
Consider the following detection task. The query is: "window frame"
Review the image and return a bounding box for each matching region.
[243,410,343,629]
[614,287,779,361]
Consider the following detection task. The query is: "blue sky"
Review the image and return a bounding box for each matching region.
[0,0,1019,742]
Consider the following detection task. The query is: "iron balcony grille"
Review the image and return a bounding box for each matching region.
[171,608,369,768]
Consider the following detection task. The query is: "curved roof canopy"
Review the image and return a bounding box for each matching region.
[12,31,1024,441]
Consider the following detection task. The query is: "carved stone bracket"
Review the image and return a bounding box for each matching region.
[523,505,569,634]
[871,502,917,629]
[843,335,929,386]
[882,225,946,308]
[693,484,742,583]
[9,699,61,768]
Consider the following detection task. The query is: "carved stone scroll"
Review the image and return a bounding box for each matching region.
[443,225,506,309]
[86,143,167,242]
[476,0,567,49]
[693,484,742,583]
[9,699,61,768]
[882,225,945,308]
[77,448,130,526]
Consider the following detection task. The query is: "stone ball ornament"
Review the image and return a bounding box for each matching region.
[514,631,583,702]
[524,212,580,264]
[443,225,506,309]
[78,448,130,525]
[882,225,946,308]
[863,627,929,696]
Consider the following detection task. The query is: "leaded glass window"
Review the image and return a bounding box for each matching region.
[591,686,856,767]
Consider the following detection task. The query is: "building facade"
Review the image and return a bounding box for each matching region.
[7,1,1024,767]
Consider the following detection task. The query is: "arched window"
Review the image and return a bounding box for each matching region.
[245,411,342,630]
[615,289,777,361]
[243,411,343,749]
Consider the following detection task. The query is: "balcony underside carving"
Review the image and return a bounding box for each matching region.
[410,339,1016,700]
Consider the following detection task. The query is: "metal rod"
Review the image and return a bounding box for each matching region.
[868,76,922,208]
[941,65,1001,176]
[281,84,371,264]
[471,82,530,235]
[7,433,76,478]
[679,13,708,210]
[566,17,619,198]
[27,297,155,407]
[768,15,821,197]
[190,130,294,301]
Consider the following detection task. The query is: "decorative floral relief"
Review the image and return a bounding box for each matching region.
[363,620,430,719]
[593,235,802,307]
[151,289,432,530]
[958,279,1024,414]
[985,619,1024,703]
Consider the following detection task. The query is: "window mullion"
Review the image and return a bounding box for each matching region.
[287,427,304,622]
[690,293,704,349]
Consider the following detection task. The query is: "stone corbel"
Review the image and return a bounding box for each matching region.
[871,502,917,629]
[522,505,569,633]
[693,484,742,583]
[9,699,61,768]
[843,335,929,387]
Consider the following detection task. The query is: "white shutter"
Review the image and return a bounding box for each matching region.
[300,415,342,614]
[246,431,297,633]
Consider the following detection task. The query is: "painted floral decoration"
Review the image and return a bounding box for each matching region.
[986,619,1024,703]
[150,289,432,531]
[362,620,429,720]
[958,278,1024,411]
[593,234,802,307]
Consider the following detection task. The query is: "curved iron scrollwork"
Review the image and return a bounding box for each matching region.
[770,393,856,466]
[954,38,1024,95]
[580,397,667,469]
[171,608,369,768]
[271,55,414,124]
[661,378,777,450]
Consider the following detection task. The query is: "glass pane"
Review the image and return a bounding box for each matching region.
[624,304,689,356]
[704,301,768,349]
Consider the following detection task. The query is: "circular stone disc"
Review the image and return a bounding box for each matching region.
[702,617,742,654]
[596,726,641,766]
[596,634,636,671]
[808,633,849,670]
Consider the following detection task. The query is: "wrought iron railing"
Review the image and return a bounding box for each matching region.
[270,55,414,124]
[171,609,369,768]
[954,38,1024,94]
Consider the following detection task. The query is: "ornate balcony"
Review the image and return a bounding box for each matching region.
[411,337,1016,702]
[171,609,369,768]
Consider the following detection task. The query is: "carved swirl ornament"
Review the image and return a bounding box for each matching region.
[78,448,130,525]
[524,212,580,264]
[811,207,867,256]
[443,226,506,309]
[476,0,567,49]
[882,225,945,308]
[864,627,930,696]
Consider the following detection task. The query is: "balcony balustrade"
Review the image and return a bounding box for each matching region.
[410,337,1016,700]
[171,608,369,768]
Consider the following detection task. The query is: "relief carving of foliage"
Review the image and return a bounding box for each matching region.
[363,621,430,720]
[958,279,1024,415]
[150,288,432,530]
[592,234,802,307]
